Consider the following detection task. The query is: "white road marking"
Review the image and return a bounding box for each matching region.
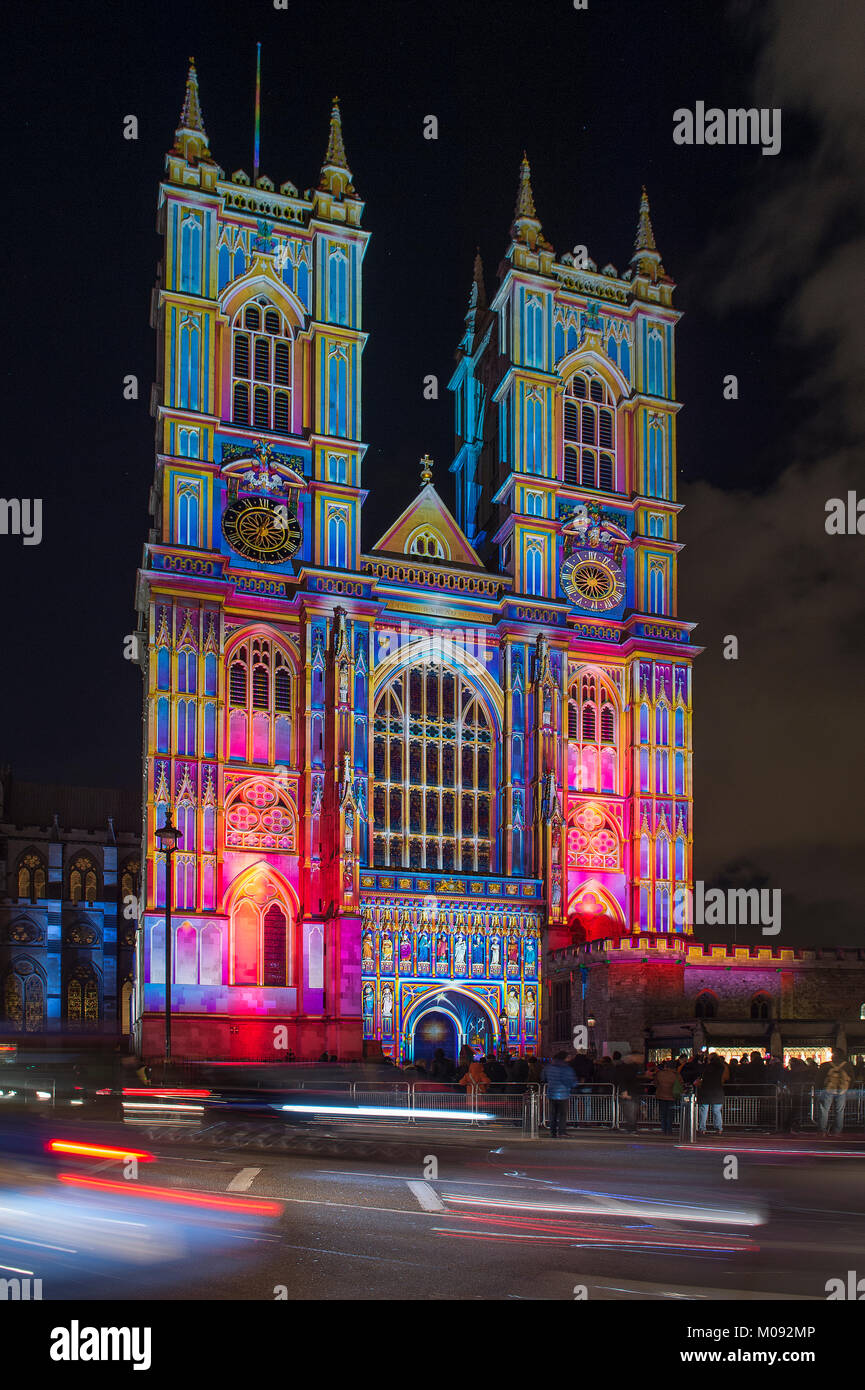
[406,1180,445,1212]
[227,1167,261,1192]
[568,1276,814,1301]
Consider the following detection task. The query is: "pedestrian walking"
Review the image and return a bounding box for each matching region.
[542,1051,576,1138]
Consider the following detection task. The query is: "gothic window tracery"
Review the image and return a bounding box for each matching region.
[407,529,448,560]
[372,662,494,873]
[66,961,100,1027]
[563,372,616,492]
[68,855,99,905]
[230,874,291,986]
[3,961,45,1032]
[231,298,292,434]
[17,851,46,902]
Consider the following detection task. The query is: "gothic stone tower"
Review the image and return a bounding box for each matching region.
[136,63,368,1058]
[449,160,698,958]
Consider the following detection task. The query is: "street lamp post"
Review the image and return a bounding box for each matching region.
[155,809,182,1066]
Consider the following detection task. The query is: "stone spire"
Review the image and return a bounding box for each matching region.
[171,57,212,162]
[508,153,553,258]
[511,153,540,245]
[630,185,666,280]
[318,96,356,198]
[469,248,488,310]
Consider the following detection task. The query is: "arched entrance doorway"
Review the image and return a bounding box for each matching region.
[404,987,499,1064]
[412,1010,458,1065]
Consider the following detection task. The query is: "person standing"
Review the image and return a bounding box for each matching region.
[696,1053,729,1135]
[542,1051,576,1138]
[653,1059,678,1136]
[817,1049,855,1138]
[615,1053,646,1133]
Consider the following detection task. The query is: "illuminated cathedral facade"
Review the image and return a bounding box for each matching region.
[135,61,696,1062]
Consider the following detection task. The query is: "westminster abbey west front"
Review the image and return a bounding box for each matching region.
[135,60,694,1063]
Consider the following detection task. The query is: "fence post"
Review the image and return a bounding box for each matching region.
[524,1086,539,1138]
[680,1089,696,1143]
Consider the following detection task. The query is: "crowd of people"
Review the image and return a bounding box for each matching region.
[361,1044,863,1139]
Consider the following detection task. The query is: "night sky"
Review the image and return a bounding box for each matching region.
[2,0,862,942]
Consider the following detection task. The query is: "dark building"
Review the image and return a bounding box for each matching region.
[0,767,140,1041]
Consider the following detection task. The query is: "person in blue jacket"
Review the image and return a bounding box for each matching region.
[542,1051,576,1137]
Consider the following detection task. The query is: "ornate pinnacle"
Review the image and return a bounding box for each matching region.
[510,152,550,252]
[179,57,206,134]
[171,57,211,162]
[634,185,657,253]
[324,96,348,169]
[630,185,666,278]
[515,152,537,221]
[318,96,356,197]
[420,454,434,486]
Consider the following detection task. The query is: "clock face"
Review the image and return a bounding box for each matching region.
[222,497,302,564]
[561,547,625,612]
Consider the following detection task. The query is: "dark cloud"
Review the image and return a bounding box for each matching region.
[685,3,865,942]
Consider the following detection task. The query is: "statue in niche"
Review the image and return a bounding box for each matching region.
[454,933,467,973]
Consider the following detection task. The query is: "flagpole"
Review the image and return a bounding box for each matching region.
[253,41,261,185]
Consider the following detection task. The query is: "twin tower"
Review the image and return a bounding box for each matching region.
[134,59,696,1063]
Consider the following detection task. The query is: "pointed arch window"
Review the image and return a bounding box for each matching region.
[525,390,544,474]
[564,372,617,493]
[68,855,99,905]
[372,661,493,872]
[121,859,140,901]
[328,245,349,325]
[647,326,665,395]
[328,346,349,437]
[327,508,348,568]
[408,529,448,560]
[180,215,202,294]
[230,876,292,986]
[218,242,231,293]
[695,991,717,1020]
[17,852,46,902]
[751,992,772,1021]
[179,315,201,410]
[3,965,44,1032]
[525,293,544,368]
[649,563,666,614]
[231,298,293,433]
[66,961,100,1027]
[227,636,294,766]
[525,541,544,596]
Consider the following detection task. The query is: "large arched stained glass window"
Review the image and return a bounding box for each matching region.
[372,662,494,873]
